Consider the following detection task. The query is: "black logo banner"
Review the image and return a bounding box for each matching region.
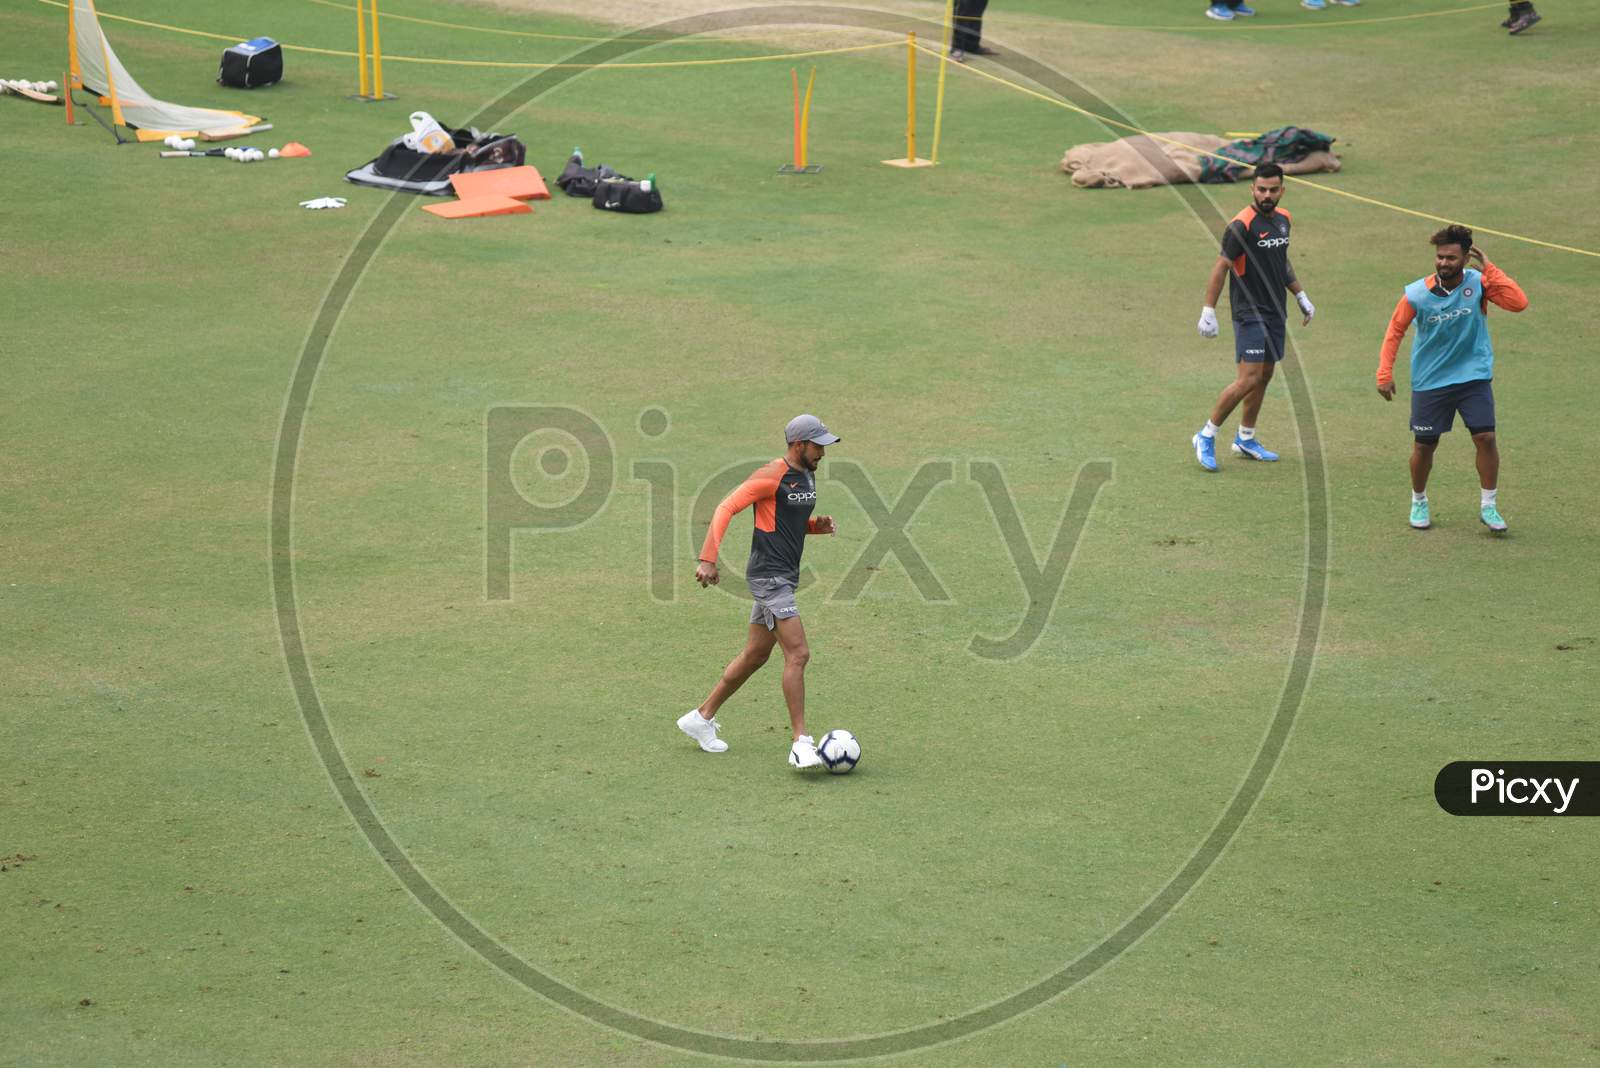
[1435,762,1600,816]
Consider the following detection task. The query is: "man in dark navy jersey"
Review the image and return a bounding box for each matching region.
[678,415,840,769]
[1192,163,1317,471]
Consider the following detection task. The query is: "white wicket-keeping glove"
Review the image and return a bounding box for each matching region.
[1296,292,1315,322]
[1197,306,1219,338]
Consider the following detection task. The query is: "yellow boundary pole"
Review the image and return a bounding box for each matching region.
[906,32,917,161]
[930,0,953,164]
[883,30,933,166]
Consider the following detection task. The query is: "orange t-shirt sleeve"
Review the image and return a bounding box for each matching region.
[1480,260,1529,313]
[698,460,784,563]
[1377,294,1415,388]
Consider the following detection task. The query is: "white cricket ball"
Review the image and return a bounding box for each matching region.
[46,80,58,91]
[268,148,280,159]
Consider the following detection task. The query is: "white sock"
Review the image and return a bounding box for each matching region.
[1482,488,1497,507]
[1200,421,1218,439]
[1238,426,1257,441]
[1413,491,1427,503]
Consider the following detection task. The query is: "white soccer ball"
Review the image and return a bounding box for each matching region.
[816,729,860,774]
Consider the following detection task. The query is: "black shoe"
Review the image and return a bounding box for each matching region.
[1508,6,1541,32]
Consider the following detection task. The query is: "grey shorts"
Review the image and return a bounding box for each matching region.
[748,575,800,630]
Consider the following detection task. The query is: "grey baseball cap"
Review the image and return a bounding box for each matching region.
[785,414,841,445]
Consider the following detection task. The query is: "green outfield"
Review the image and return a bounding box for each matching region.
[4,0,1597,1063]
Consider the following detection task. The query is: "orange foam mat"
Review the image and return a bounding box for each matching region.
[421,195,532,219]
[449,166,551,201]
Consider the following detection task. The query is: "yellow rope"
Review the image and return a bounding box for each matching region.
[915,42,1600,260]
[297,0,848,44]
[32,0,898,70]
[372,40,899,70]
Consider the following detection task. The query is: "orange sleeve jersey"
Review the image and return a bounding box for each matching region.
[1376,261,1529,388]
[699,458,823,582]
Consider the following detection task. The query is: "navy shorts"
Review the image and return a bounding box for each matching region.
[1411,378,1495,439]
[1234,317,1286,363]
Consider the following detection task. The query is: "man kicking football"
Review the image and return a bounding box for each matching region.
[677,414,840,768]
[1376,225,1528,531]
[1192,163,1317,471]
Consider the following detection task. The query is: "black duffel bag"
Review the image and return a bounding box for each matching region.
[218,37,283,89]
[592,176,663,214]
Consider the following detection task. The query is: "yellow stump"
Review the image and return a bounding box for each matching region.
[353,0,391,100]
[370,0,385,100]
[355,0,370,99]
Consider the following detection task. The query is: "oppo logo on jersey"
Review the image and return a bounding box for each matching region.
[1424,307,1474,325]
[1255,236,1290,249]
[786,491,817,502]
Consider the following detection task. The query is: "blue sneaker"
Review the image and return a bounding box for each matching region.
[1234,3,1257,13]
[1192,432,1218,471]
[1301,0,1327,8]
[1205,4,1236,20]
[1231,435,1279,462]
[1480,504,1508,532]
[1410,498,1431,530]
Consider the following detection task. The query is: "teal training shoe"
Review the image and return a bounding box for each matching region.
[1193,432,1218,472]
[1410,498,1431,530]
[1480,504,1508,532]
[1231,435,1279,462]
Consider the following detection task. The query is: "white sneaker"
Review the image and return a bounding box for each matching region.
[677,709,728,753]
[788,734,822,769]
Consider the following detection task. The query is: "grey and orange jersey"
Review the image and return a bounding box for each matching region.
[699,458,825,582]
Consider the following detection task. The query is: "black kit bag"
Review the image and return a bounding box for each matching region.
[345,128,526,195]
[218,37,283,89]
[592,176,663,214]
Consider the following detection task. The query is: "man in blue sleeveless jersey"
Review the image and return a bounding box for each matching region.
[1376,225,1529,531]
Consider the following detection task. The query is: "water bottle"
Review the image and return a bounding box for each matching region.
[640,171,656,193]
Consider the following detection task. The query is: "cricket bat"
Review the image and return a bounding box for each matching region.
[160,148,228,158]
[0,79,61,104]
[200,123,273,142]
